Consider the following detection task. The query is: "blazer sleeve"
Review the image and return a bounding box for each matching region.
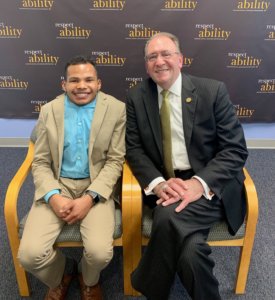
[32,105,61,201]
[193,81,248,199]
[86,102,126,201]
[126,87,163,188]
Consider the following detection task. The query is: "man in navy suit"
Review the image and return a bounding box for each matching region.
[126,32,248,299]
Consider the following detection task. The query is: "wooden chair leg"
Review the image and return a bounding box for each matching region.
[123,242,133,295]
[235,238,254,294]
[13,256,31,296]
[235,171,258,295]
[131,227,142,296]
[7,228,31,296]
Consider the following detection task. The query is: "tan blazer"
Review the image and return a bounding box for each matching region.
[32,92,126,202]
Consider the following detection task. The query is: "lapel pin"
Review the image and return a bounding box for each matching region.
[186,97,192,103]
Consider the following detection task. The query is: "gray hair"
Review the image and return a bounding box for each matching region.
[144,32,182,56]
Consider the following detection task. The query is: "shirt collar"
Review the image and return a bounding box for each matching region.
[65,94,97,109]
[157,73,182,97]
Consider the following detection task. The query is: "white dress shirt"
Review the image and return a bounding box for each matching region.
[145,73,213,200]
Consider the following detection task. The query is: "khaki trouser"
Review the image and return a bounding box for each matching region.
[18,177,115,288]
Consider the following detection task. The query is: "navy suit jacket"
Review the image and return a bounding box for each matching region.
[126,73,248,234]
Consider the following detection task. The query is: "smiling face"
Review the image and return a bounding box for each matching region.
[145,34,183,90]
[62,63,101,106]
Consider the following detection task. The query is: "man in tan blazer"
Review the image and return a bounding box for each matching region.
[18,55,126,300]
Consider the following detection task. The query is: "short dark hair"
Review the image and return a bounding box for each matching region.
[64,55,98,79]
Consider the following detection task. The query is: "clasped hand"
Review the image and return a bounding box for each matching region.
[154,177,204,212]
[49,194,93,224]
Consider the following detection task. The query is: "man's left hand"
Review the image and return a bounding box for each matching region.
[60,194,94,224]
[156,177,204,212]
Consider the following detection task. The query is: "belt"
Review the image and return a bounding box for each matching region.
[174,169,194,179]
[61,177,90,180]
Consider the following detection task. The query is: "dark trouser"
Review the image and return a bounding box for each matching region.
[131,184,224,300]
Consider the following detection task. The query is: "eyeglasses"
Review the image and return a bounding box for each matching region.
[145,51,179,62]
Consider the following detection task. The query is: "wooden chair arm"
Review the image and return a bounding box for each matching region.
[122,162,142,295]
[4,141,34,271]
[123,166,259,241]
[121,162,142,246]
[128,163,142,255]
[121,162,133,235]
[4,141,34,228]
[121,163,141,294]
[243,168,259,239]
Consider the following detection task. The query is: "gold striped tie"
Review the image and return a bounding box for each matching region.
[160,90,175,178]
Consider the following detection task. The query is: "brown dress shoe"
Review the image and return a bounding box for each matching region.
[78,274,103,300]
[44,273,74,300]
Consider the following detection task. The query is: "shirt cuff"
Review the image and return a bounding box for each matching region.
[144,177,166,195]
[192,176,214,200]
[44,189,61,203]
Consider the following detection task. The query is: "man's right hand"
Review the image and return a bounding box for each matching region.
[48,194,73,219]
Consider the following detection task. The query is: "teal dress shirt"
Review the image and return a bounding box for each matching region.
[44,95,97,202]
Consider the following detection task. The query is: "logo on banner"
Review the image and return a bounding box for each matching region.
[233,0,271,12]
[90,0,126,10]
[55,23,92,39]
[234,104,255,118]
[0,76,28,90]
[227,52,262,68]
[265,25,275,41]
[194,24,231,40]
[24,50,59,65]
[125,24,160,39]
[0,22,22,38]
[182,56,193,68]
[161,0,198,11]
[91,51,126,66]
[126,77,143,89]
[30,100,48,113]
[257,79,275,93]
[19,0,54,10]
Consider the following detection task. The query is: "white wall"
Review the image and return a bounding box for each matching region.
[0,118,275,148]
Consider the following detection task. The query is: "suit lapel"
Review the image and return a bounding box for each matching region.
[142,76,197,157]
[142,80,163,157]
[52,94,65,173]
[89,91,107,155]
[181,73,197,149]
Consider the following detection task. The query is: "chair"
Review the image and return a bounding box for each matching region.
[123,163,259,296]
[4,132,135,296]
